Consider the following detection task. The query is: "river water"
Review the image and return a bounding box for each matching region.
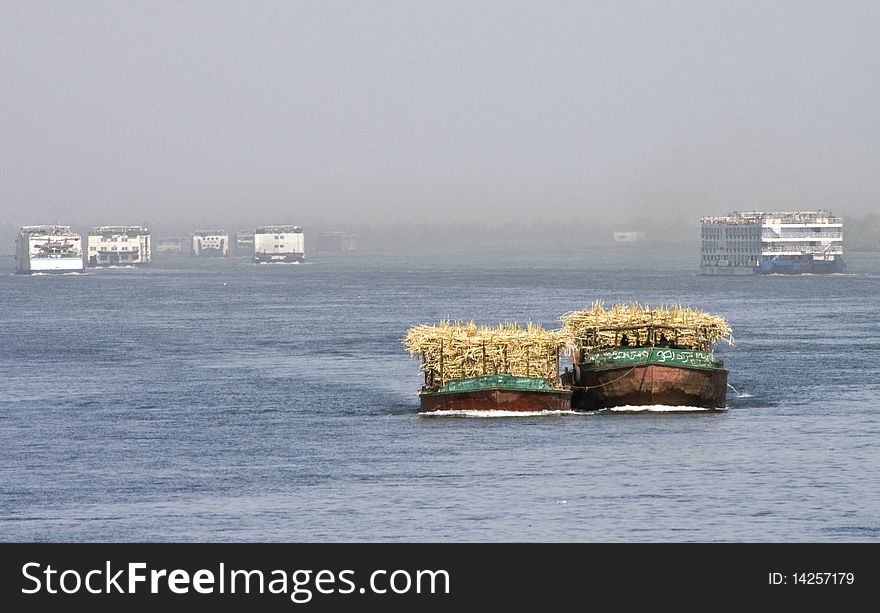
[1,246,878,542]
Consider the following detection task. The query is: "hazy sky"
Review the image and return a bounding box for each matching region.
[2,0,878,230]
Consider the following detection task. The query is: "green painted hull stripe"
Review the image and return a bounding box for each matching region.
[583,347,724,371]
[437,375,558,394]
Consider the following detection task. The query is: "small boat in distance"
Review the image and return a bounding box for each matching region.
[404,321,571,413]
[559,302,732,411]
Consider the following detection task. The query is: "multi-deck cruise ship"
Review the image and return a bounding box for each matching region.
[87,225,151,267]
[14,225,84,274]
[254,225,305,263]
[234,229,255,256]
[191,231,229,257]
[700,210,844,274]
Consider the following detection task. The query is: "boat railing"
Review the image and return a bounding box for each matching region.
[762,231,843,240]
[763,245,843,255]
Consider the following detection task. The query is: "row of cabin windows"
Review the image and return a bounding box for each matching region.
[702,241,761,253]
[701,228,761,238]
[701,254,758,266]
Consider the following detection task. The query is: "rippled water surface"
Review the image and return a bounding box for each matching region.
[1,247,878,542]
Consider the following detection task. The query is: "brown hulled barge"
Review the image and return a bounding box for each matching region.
[404,321,571,413]
[559,302,733,411]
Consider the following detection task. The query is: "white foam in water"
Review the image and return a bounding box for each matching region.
[605,404,726,413]
[258,261,309,265]
[419,405,726,416]
[420,409,581,418]
[727,383,751,398]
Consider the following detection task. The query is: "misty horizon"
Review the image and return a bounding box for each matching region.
[3,1,879,231]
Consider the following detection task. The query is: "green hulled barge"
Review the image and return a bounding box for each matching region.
[419,374,572,413]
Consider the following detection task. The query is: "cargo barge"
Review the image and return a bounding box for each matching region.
[404,321,571,413]
[418,374,571,413]
[559,302,732,411]
[562,346,727,410]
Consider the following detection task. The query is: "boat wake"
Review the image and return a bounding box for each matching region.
[257,261,309,265]
[603,404,726,413]
[727,383,752,398]
[420,409,581,418]
[764,272,853,277]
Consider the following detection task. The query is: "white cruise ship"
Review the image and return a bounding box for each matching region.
[254,225,305,263]
[87,225,152,266]
[700,210,844,275]
[14,225,84,274]
[191,231,229,257]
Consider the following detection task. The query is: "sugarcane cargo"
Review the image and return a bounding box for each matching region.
[404,321,571,413]
[559,302,733,410]
[560,301,733,355]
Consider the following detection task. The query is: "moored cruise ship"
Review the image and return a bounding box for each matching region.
[191,231,229,257]
[234,229,255,256]
[87,225,151,267]
[156,237,187,255]
[612,231,645,243]
[700,210,844,275]
[14,225,84,274]
[254,225,305,263]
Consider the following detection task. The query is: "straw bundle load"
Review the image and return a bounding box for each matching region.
[403,320,567,385]
[559,300,734,352]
